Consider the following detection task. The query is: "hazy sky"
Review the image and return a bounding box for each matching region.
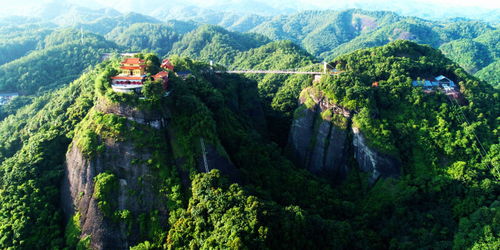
[0,0,498,9]
[0,0,498,18]
[177,0,498,8]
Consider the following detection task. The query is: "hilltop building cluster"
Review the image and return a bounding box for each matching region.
[111,57,174,93]
[412,75,461,99]
[412,75,455,89]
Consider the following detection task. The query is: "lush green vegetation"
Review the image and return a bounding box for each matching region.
[0,7,497,249]
[167,170,268,249]
[93,172,119,216]
[475,61,500,89]
[230,40,317,145]
[106,23,182,55]
[169,25,269,65]
[0,63,100,248]
[0,29,117,94]
[0,28,52,66]
[313,41,499,247]
[77,12,163,35]
[248,9,498,86]
[251,9,400,57]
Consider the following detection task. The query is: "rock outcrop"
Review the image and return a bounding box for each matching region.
[95,98,166,129]
[197,138,240,182]
[61,139,167,249]
[352,127,400,183]
[288,105,349,181]
[287,87,400,183]
[62,98,242,249]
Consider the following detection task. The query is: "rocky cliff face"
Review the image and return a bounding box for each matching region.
[352,127,401,183]
[62,99,240,249]
[95,98,166,129]
[287,87,400,183]
[61,101,170,249]
[288,104,349,181]
[61,139,167,249]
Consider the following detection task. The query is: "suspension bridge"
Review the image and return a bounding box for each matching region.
[210,61,342,76]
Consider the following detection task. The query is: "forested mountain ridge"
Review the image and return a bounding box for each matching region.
[0,29,118,95]
[0,8,496,86]
[168,25,271,66]
[0,41,498,249]
[249,9,498,86]
[0,4,498,249]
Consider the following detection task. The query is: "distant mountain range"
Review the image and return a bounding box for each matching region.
[1,0,499,23]
[0,5,498,88]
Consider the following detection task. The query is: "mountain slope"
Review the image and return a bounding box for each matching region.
[104,23,183,55]
[287,40,499,248]
[152,6,271,32]
[0,41,498,249]
[251,9,401,57]
[249,9,498,86]
[0,29,117,95]
[169,25,270,65]
[0,65,98,249]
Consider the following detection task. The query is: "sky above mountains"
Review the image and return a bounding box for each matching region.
[0,0,498,21]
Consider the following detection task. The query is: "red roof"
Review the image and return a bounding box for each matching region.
[153,71,168,78]
[121,66,145,70]
[122,58,145,65]
[111,76,145,80]
[161,59,174,70]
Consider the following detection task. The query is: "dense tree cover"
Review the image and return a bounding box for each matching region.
[169,25,270,66]
[440,39,493,73]
[0,28,52,66]
[153,57,360,249]
[76,12,163,35]
[0,9,498,248]
[438,20,495,41]
[167,170,268,249]
[313,40,499,248]
[475,61,500,89]
[0,96,33,121]
[324,18,496,59]
[105,23,183,55]
[0,63,100,248]
[0,30,117,94]
[247,9,498,87]
[152,6,271,33]
[439,29,499,83]
[0,41,497,248]
[250,9,400,57]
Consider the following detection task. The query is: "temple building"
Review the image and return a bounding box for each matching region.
[111,58,174,93]
[111,58,147,93]
[152,71,169,90]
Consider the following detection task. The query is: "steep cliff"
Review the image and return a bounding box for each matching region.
[62,92,241,249]
[352,127,401,183]
[287,86,400,183]
[61,104,173,249]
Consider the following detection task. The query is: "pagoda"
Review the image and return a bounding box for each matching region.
[111,58,147,93]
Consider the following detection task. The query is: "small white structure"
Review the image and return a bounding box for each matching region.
[0,93,19,105]
[111,84,143,93]
[435,75,455,87]
[412,75,456,89]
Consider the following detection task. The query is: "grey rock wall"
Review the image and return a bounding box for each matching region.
[287,87,400,183]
